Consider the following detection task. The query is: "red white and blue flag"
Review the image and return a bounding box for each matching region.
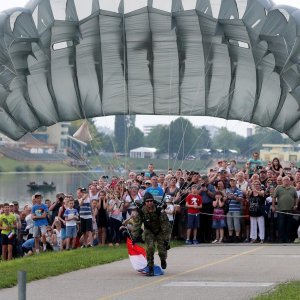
[126,238,164,276]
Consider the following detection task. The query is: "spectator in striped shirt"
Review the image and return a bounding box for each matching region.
[225,178,243,243]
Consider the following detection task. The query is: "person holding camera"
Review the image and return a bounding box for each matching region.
[132,192,171,276]
[248,152,263,178]
[199,175,215,243]
[49,193,65,225]
[78,188,93,248]
[247,181,266,243]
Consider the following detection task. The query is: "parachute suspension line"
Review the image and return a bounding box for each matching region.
[174,31,217,171]
[167,60,175,170]
[80,108,107,173]
[18,84,95,183]
[120,0,129,173]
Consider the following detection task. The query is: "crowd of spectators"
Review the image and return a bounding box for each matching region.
[1,155,300,261]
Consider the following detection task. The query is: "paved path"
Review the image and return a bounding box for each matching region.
[1,244,299,300]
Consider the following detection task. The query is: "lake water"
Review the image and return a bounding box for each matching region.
[0,172,106,207]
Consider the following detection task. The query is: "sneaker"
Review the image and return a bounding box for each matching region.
[294,238,300,244]
[161,260,167,270]
[185,239,192,245]
[146,266,154,276]
[192,240,199,245]
[244,238,250,243]
[250,239,257,243]
[260,240,264,244]
[217,239,223,243]
[87,244,93,248]
[108,243,114,247]
[212,239,218,244]
[81,244,86,248]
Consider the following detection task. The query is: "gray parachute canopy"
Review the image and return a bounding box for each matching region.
[0,0,300,140]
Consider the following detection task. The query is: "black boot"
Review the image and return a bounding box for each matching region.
[147,266,154,276]
[161,259,167,270]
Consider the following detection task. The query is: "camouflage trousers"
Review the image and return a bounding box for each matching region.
[144,230,167,268]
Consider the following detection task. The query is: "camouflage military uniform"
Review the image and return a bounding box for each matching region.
[133,205,171,268]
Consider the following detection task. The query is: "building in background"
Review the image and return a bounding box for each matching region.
[260,144,300,162]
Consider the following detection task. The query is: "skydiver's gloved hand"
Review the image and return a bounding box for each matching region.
[164,240,170,250]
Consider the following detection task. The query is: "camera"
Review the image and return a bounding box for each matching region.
[80,188,87,193]
[141,172,145,176]
[102,175,109,179]
[256,166,263,170]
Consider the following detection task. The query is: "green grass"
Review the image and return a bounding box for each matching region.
[255,281,300,300]
[0,246,128,289]
[0,241,183,289]
[91,156,212,172]
[0,157,76,172]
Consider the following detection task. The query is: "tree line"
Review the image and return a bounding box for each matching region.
[69,117,294,159]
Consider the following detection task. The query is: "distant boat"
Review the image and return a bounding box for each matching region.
[27,181,56,191]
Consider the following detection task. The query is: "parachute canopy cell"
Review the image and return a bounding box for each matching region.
[0,0,300,140]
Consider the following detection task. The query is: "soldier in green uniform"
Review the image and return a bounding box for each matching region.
[132,192,171,276]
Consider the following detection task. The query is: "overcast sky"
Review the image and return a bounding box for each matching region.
[0,0,299,136]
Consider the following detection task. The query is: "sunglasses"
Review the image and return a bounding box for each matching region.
[145,200,153,203]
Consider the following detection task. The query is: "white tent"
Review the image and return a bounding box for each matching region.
[130,147,157,159]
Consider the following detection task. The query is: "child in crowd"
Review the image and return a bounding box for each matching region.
[165,196,175,227]
[185,185,202,245]
[212,191,226,243]
[64,198,79,250]
[0,203,17,260]
[91,199,99,245]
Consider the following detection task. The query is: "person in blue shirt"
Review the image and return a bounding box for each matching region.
[145,176,164,199]
[225,178,243,242]
[31,193,49,253]
[248,151,263,178]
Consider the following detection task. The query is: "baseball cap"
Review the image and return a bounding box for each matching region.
[34,192,42,197]
[143,192,154,202]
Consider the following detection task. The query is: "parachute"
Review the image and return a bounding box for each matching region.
[0,0,300,140]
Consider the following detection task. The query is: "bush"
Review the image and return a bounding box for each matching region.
[35,165,44,172]
[15,166,24,172]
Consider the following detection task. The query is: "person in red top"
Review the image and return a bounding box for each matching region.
[185,185,202,245]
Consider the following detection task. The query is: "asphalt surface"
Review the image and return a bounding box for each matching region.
[0,244,299,300]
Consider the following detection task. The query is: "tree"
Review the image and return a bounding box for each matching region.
[114,115,137,153]
[146,125,169,153]
[169,118,197,160]
[194,126,212,149]
[127,127,145,150]
[212,127,243,153]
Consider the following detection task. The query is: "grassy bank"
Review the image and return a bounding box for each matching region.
[0,246,127,289]
[255,281,300,299]
[91,155,213,172]
[0,157,76,172]
[0,241,183,289]
[0,155,213,173]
